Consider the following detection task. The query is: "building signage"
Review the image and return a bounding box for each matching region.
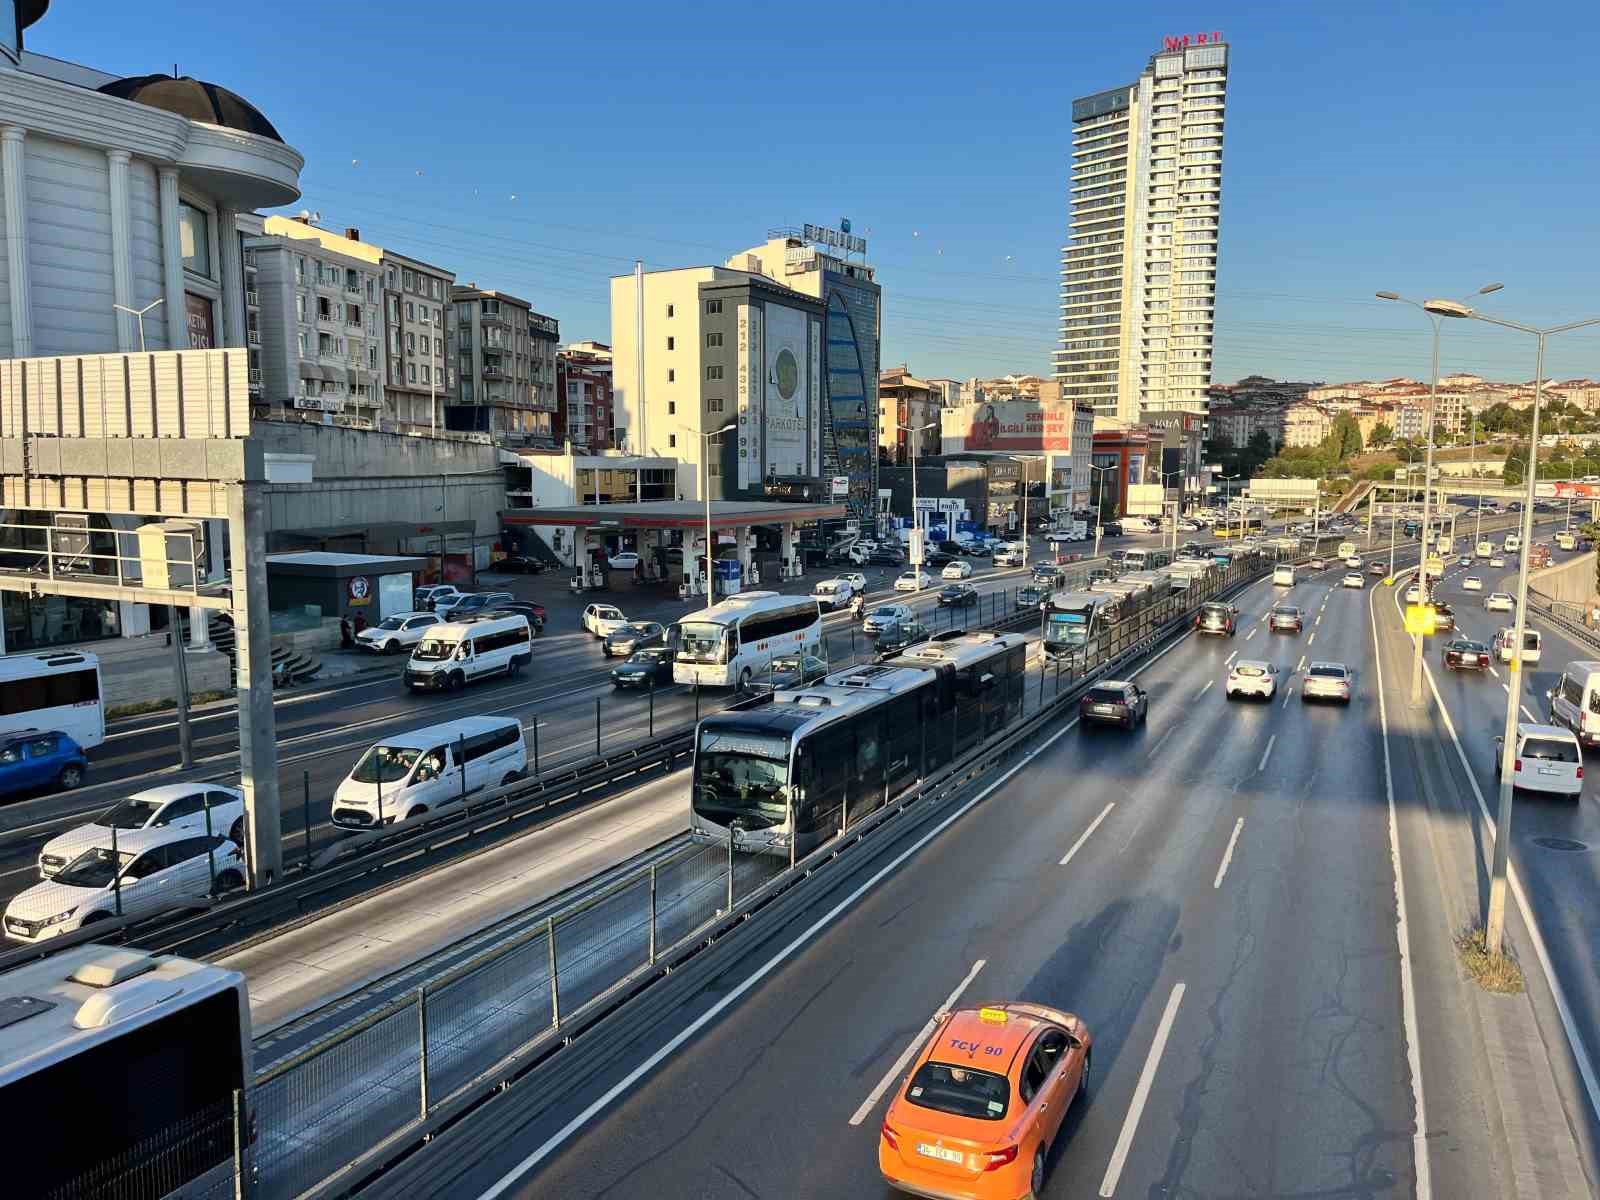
[184,292,216,349]
[737,305,763,489]
[808,316,822,475]
[346,575,372,606]
[763,304,810,479]
[803,222,867,256]
[831,475,850,499]
[942,401,1075,453]
[1536,481,1600,499]
[1163,31,1222,50]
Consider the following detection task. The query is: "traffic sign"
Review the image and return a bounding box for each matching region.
[1404,604,1437,636]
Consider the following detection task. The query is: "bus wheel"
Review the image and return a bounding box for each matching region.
[739,668,752,691]
[451,671,466,692]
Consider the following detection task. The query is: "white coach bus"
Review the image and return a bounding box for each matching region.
[673,591,823,690]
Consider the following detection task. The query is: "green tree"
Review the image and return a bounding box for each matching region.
[1321,413,1363,461]
[1369,421,1393,447]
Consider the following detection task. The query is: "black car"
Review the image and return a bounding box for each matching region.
[938,583,979,607]
[873,620,930,658]
[1031,564,1063,587]
[1101,521,1124,537]
[494,556,546,574]
[610,646,675,689]
[603,621,667,657]
[1079,681,1149,729]
[866,547,906,567]
[1432,602,1456,633]
[922,548,956,568]
[481,601,546,632]
[1442,639,1489,671]
[762,653,831,690]
[1017,584,1046,611]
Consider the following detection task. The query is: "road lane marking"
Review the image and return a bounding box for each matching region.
[1521,705,1536,722]
[1060,803,1116,866]
[1198,679,1213,697]
[1245,628,1256,641]
[1315,613,1323,626]
[1224,650,1237,666]
[1257,734,1276,773]
[1307,631,1316,645]
[1295,655,1306,672]
[1487,665,1500,678]
[848,958,987,1126]
[1213,818,1245,889]
[1145,726,1178,760]
[1282,687,1294,708]
[1098,981,1186,1197]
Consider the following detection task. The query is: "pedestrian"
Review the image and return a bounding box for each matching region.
[339,616,353,648]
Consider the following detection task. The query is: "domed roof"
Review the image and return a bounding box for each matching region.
[95,74,283,143]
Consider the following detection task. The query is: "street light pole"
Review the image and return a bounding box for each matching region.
[1089,462,1118,560]
[897,420,939,594]
[1378,283,1503,706]
[683,421,736,610]
[1432,304,1600,957]
[113,297,165,353]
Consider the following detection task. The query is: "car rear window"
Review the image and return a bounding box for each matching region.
[1273,608,1298,617]
[1309,666,1347,678]
[1524,738,1580,764]
[1087,687,1126,704]
[1235,665,1264,677]
[905,1061,1011,1121]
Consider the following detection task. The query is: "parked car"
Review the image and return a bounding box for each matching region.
[582,603,629,638]
[603,621,667,658]
[436,591,515,621]
[610,646,675,690]
[414,584,462,612]
[492,556,546,574]
[0,730,87,800]
[37,783,246,877]
[1100,521,1123,537]
[355,611,441,654]
[603,551,641,572]
[762,653,831,690]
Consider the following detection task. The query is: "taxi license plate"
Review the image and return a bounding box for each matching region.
[917,1143,964,1164]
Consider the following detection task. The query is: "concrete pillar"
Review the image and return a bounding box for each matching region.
[737,527,753,583]
[779,524,797,578]
[190,518,222,648]
[2,126,33,357]
[216,208,244,348]
[228,482,282,887]
[157,167,186,351]
[106,149,135,351]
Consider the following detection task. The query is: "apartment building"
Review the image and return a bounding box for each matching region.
[878,366,941,465]
[556,343,614,450]
[1058,36,1229,421]
[449,286,559,443]
[1282,402,1331,448]
[380,251,454,434]
[1208,402,1284,449]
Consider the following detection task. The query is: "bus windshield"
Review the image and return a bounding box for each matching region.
[351,745,422,784]
[412,638,454,662]
[1046,612,1091,646]
[678,622,729,664]
[694,729,790,828]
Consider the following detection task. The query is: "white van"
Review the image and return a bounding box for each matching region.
[331,716,527,829]
[1122,516,1157,534]
[403,614,531,692]
[1504,533,1522,553]
[1557,531,1577,551]
[1548,661,1600,747]
[1495,723,1583,799]
[1476,540,1493,559]
[1495,625,1541,665]
[1272,564,1296,587]
[811,578,855,612]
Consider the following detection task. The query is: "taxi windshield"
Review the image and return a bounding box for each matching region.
[904,1061,1010,1121]
[693,729,789,829]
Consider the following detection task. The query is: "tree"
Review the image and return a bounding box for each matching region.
[1369,421,1393,447]
[1321,413,1363,461]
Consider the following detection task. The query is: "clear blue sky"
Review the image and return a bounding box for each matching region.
[46,1,1600,386]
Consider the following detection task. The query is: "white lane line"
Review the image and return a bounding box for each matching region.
[1282,687,1294,709]
[1315,613,1323,626]
[1198,679,1214,697]
[1307,631,1316,645]
[1245,628,1257,641]
[1098,981,1187,1197]
[1502,682,1510,693]
[1213,818,1245,889]
[1145,726,1178,760]
[1225,650,1237,666]
[1295,655,1306,672]
[848,958,987,1126]
[1257,734,1276,773]
[477,670,1090,1197]
[1060,802,1117,866]
[1521,705,1536,723]
[1488,665,1500,678]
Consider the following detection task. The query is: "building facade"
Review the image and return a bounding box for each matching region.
[1058,35,1229,422]
[449,286,558,443]
[556,343,614,451]
[878,366,941,464]
[380,250,453,434]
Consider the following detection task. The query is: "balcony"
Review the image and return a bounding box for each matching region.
[481,362,507,379]
[245,289,259,308]
[344,281,361,295]
[247,329,261,346]
[244,252,258,271]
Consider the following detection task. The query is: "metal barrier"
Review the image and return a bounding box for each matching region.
[239,551,1281,1200]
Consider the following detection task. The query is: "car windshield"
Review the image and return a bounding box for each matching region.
[1309,666,1347,679]
[627,649,668,665]
[869,608,899,621]
[351,745,422,784]
[1273,608,1299,617]
[612,624,648,638]
[375,617,407,631]
[693,729,790,828]
[904,1061,1010,1121]
[55,846,134,889]
[1524,738,1580,763]
[97,798,162,829]
[412,637,454,661]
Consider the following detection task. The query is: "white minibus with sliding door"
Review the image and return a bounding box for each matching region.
[403,613,531,692]
[331,715,527,829]
[0,651,105,749]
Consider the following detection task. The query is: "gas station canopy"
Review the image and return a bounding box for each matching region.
[501,500,847,530]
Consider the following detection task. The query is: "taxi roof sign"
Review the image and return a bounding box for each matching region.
[978,1007,1009,1025]
[1404,604,1437,636]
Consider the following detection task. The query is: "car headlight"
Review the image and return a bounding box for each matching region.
[44,907,78,926]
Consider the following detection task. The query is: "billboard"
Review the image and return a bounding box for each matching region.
[940,401,1074,453]
[762,304,810,480]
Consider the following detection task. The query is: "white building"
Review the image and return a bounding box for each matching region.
[1282,402,1331,448]
[1057,35,1228,421]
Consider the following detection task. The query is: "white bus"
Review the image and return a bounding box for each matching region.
[1,945,251,1199]
[674,591,823,689]
[0,650,105,749]
[1120,547,1172,572]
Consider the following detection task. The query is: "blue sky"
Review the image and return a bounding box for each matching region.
[46,1,1600,386]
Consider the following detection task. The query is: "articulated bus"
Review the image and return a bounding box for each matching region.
[0,651,105,749]
[1042,592,1119,661]
[1,945,252,1199]
[689,631,1028,857]
[673,591,824,690]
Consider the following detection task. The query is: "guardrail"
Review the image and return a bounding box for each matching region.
[233,551,1285,1200]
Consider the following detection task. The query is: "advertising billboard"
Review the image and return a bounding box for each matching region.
[940,401,1074,453]
[762,304,810,479]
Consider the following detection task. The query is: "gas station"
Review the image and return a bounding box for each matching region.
[500,499,848,598]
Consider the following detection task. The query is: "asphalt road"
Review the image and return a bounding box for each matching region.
[441,554,1436,1199]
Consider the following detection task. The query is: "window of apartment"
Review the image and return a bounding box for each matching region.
[482,299,500,317]
[706,299,723,314]
[666,336,674,351]
[705,332,723,348]
[295,295,306,322]
[434,337,442,357]
[346,303,361,325]
[707,398,724,412]
[406,332,416,352]
[666,304,675,318]
[385,267,397,289]
[178,202,212,278]
[668,434,676,449]
[667,368,675,383]
[706,365,723,380]
[408,363,417,383]
[708,461,721,477]
[421,365,430,384]
[366,279,376,301]
[297,331,307,357]
[368,345,378,368]
[431,279,441,299]
[316,296,333,320]
[389,329,401,354]
[667,401,676,415]
[405,301,415,321]
[404,269,415,291]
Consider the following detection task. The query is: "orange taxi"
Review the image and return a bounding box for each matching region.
[879,1002,1092,1199]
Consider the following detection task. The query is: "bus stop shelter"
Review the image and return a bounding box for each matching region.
[501,500,847,595]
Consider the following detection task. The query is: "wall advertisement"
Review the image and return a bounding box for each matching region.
[736,305,763,489]
[940,400,1074,453]
[763,304,809,479]
[808,316,821,476]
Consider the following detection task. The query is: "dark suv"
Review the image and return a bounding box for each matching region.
[1196,602,1237,636]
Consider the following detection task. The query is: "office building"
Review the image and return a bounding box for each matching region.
[449,285,559,444]
[1058,34,1229,422]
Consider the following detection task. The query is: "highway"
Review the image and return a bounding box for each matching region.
[435,554,1485,1199]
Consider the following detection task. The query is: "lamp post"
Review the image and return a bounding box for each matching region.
[1430,302,1600,957]
[1011,454,1045,571]
[1089,463,1118,560]
[1377,283,1504,706]
[898,420,939,593]
[682,421,737,610]
[1161,469,1184,556]
[112,297,165,353]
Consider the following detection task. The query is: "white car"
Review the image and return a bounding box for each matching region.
[415,584,462,612]
[1496,723,1583,799]
[1309,556,1325,569]
[5,826,242,943]
[1342,572,1364,588]
[1490,555,1506,568]
[1301,661,1353,704]
[941,560,973,580]
[1484,592,1515,613]
[840,571,867,593]
[1462,575,1483,592]
[1345,556,1362,569]
[810,578,855,611]
[1404,584,1428,604]
[894,570,932,592]
[604,551,641,572]
[582,603,629,637]
[1225,660,1278,701]
[356,611,442,654]
[862,603,915,635]
[37,784,246,878]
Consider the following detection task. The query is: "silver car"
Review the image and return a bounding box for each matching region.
[1302,661,1353,704]
[862,603,915,635]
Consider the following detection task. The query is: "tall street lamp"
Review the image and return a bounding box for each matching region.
[1012,454,1044,570]
[898,420,939,593]
[1377,282,1504,705]
[1431,301,1600,957]
[113,297,165,352]
[682,421,737,610]
[1089,462,1119,560]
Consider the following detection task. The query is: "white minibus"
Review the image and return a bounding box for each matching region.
[0,650,104,749]
[403,613,531,692]
[331,715,527,829]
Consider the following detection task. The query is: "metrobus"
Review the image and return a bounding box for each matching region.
[1,945,252,1199]
[1119,547,1172,572]
[1042,591,1119,660]
[689,631,1027,856]
[0,650,105,749]
[1337,541,1357,560]
[673,591,824,689]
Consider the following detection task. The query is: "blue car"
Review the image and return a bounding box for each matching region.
[0,729,87,798]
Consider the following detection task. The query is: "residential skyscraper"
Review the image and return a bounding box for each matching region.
[1057,34,1228,422]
